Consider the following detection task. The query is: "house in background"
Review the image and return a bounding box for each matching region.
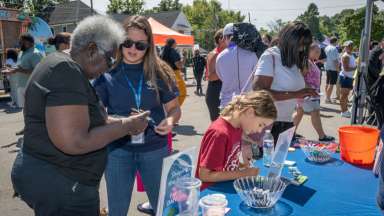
[148,11,192,35]
[48,0,97,34]
[47,0,192,36]
[111,10,192,36]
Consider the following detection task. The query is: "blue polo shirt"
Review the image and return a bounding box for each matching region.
[93,62,176,152]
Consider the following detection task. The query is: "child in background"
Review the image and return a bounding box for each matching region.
[294,43,335,142]
[196,90,277,190]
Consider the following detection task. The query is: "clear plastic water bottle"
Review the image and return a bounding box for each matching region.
[263,130,274,167]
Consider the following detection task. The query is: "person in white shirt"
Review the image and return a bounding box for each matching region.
[339,40,357,118]
[4,49,18,107]
[253,22,318,142]
[324,37,340,103]
[216,22,265,108]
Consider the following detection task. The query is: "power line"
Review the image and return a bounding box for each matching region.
[230,3,366,12]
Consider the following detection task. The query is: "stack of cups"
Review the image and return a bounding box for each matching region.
[199,194,228,216]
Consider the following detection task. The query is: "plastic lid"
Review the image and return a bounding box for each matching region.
[199,194,228,208]
[175,177,202,189]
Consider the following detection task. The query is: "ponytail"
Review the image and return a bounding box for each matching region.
[221,90,277,120]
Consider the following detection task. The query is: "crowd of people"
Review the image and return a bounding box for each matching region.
[1,14,384,216]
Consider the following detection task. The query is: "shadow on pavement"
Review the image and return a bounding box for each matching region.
[0,101,22,114]
[173,125,204,136]
[320,106,340,114]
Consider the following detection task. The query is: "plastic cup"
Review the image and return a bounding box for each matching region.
[174,177,202,216]
[199,194,228,216]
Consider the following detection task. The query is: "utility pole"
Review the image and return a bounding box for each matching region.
[75,0,80,24]
[90,0,94,15]
[248,12,251,23]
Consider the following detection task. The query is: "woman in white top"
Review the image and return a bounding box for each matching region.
[339,40,357,118]
[253,22,318,142]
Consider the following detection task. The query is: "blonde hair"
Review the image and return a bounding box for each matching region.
[221,90,277,119]
[117,16,175,98]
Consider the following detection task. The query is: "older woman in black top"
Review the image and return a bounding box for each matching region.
[11,16,149,216]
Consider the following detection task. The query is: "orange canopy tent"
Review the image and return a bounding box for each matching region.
[148,17,194,46]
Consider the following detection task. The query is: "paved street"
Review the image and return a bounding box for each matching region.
[0,72,349,216]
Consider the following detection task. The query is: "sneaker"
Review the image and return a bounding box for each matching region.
[294,133,304,139]
[137,202,154,216]
[325,99,332,104]
[319,135,335,142]
[15,128,24,136]
[341,111,351,118]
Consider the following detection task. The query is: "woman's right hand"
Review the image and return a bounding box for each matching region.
[241,167,260,177]
[295,88,318,98]
[121,111,150,135]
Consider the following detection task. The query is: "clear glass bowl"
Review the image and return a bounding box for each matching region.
[300,140,333,163]
[233,176,287,209]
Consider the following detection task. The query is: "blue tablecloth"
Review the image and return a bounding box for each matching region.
[201,150,381,216]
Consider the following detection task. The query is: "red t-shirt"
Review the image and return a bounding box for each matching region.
[196,117,243,190]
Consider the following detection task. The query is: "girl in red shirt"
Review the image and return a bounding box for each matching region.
[196,90,277,190]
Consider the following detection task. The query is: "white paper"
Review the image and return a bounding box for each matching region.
[268,126,296,178]
[131,132,144,144]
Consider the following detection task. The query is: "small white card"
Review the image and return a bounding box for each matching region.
[131,132,144,144]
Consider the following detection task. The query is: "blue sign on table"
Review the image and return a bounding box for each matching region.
[156,147,198,216]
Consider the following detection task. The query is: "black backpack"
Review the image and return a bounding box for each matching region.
[367,73,384,128]
[232,23,267,58]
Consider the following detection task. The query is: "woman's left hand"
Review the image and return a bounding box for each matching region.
[154,118,174,135]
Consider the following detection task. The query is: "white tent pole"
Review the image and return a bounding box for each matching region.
[351,0,375,124]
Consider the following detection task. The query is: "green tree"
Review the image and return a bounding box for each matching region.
[337,5,384,45]
[319,15,334,37]
[183,0,245,50]
[297,3,322,40]
[144,0,182,14]
[107,0,144,15]
[3,0,70,22]
[2,0,25,9]
[158,0,182,11]
[258,27,268,35]
[4,0,69,14]
[267,19,287,36]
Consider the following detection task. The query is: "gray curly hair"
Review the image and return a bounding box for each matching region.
[70,15,125,55]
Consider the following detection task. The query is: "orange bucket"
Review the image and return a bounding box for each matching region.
[338,125,379,167]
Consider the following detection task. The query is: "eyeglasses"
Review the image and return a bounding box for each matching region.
[104,50,116,68]
[121,39,149,51]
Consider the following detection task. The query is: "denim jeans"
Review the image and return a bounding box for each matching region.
[105,146,169,216]
[11,151,100,216]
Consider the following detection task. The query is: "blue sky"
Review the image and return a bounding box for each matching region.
[85,0,384,29]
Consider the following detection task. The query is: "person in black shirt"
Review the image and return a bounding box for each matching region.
[192,48,206,95]
[160,38,187,105]
[10,16,149,216]
[367,41,384,89]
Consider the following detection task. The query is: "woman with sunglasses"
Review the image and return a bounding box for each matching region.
[93,16,181,216]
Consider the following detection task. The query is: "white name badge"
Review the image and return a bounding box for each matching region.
[131,132,144,144]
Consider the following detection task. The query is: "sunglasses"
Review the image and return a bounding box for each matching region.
[104,50,116,68]
[121,39,149,51]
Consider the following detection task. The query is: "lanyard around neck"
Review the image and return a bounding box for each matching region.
[124,71,144,110]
